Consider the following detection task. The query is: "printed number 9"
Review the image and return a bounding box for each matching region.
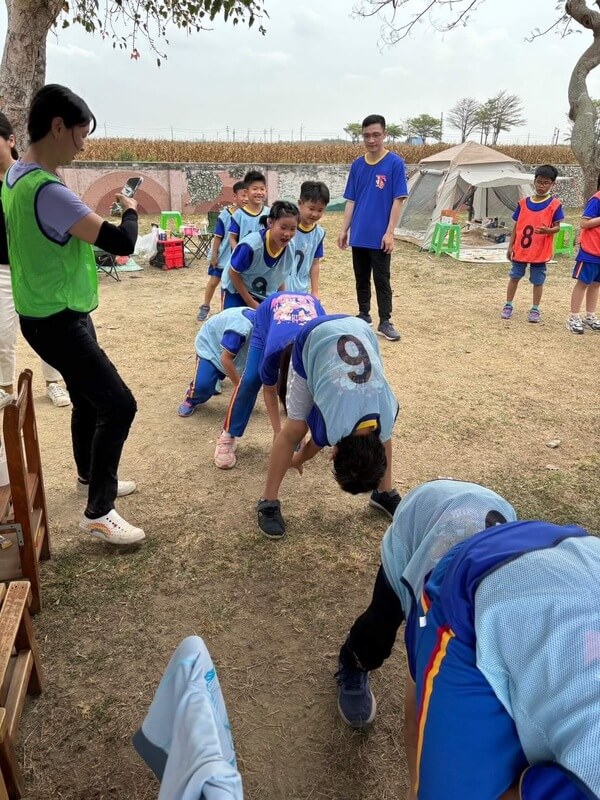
[252,276,268,298]
[337,335,372,384]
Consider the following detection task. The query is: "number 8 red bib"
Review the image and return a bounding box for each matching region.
[512,197,562,263]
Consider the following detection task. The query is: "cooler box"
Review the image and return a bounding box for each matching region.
[162,238,185,270]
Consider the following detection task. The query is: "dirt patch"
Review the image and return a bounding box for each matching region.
[14,211,599,799]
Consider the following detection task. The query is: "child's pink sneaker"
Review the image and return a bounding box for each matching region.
[527,308,541,323]
[214,431,237,469]
[500,303,513,319]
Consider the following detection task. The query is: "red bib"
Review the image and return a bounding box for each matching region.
[579,191,600,257]
[512,196,562,263]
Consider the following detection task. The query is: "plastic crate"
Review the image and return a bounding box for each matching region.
[162,239,185,270]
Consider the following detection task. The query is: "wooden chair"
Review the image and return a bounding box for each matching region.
[0,371,51,614]
[0,581,44,799]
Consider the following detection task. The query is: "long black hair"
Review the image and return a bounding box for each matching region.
[0,113,18,160]
[27,84,97,143]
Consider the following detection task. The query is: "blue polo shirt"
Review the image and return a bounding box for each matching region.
[344,152,408,250]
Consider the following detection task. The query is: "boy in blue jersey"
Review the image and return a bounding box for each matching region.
[338,114,408,342]
[257,314,401,538]
[214,291,326,469]
[228,170,269,250]
[196,180,247,322]
[285,181,329,296]
[221,201,298,309]
[177,306,255,417]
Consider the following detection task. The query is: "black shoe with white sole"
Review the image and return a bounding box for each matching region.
[369,489,402,519]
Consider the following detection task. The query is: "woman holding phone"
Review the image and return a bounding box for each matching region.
[1,84,145,546]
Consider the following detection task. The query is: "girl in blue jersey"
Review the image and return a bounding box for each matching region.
[257,314,400,538]
[177,307,255,417]
[214,291,325,469]
[220,201,298,309]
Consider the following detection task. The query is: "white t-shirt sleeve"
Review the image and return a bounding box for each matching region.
[286,364,314,421]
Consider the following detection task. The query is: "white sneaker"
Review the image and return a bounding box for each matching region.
[79,509,145,545]
[566,316,584,335]
[46,383,71,407]
[0,389,14,410]
[76,479,137,497]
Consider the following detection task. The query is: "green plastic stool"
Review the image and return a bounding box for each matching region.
[429,222,461,257]
[160,211,183,233]
[553,222,575,257]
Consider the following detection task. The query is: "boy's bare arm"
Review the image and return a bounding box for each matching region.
[337,200,355,249]
[262,419,309,500]
[310,259,321,296]
[209,234,222,266]
[506,226,517,260]
[220,350,240,386]
[580,215,600,229]
[229,232,239,251]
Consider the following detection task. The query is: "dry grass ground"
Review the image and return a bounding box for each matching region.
[13,211,599,799]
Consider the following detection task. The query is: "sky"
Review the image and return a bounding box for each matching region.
[2,0,600,142]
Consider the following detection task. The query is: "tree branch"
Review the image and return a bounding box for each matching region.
[354,0,480,43]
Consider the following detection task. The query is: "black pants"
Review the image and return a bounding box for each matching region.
[339,565,405,672]
[20,310,137,518]
[351,247,393,323]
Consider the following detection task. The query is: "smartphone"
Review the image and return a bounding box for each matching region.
[110,177,144,215]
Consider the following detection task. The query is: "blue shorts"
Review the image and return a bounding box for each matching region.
[208,265,224,279]
[572,260,600,285]
[509,261,547,286]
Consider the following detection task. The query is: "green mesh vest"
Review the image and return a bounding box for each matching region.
[1,166,98,317]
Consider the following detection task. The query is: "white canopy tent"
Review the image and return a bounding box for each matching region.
[395,141,535,249]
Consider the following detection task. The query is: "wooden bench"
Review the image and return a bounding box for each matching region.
[0,581,44,799]
[0,371,51,614]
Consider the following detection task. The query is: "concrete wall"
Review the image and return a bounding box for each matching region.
[63,161,587,215]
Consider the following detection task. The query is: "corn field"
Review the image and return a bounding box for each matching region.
[79,140,577,165]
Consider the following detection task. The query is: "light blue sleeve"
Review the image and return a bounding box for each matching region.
[475,538,600,797]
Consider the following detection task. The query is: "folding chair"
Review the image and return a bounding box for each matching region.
[0,370,51,615]
[93,247,121,282]
[0,581,44,799]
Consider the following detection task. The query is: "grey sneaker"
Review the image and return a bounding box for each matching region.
[377,321,401,341]
[197,304,210,322]
[335,660,376,729]
[566,316,584,334]
[356,312,373,326]
[584,314,600,331]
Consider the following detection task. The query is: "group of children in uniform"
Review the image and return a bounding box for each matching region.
[160,166,600,799]
[501,163,600,332]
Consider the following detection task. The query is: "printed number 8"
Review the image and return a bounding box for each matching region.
[337,335,372,384]
[520,224,534,249]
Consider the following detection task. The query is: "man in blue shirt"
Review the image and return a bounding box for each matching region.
[337,115,408,342]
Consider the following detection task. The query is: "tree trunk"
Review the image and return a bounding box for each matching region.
[0,0,62,151]
[567,0,600,201]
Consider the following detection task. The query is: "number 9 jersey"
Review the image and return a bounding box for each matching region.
[292,315,400,447]
[511,196,564,264]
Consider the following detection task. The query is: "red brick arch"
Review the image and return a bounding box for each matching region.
[81,171,169,216]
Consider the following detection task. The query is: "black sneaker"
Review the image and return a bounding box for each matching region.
[369,489,401,519]
[377,321,401,341]
[257,498,286,538]
[356,312,373,326]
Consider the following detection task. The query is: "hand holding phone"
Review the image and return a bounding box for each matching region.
[111,177,143,216]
